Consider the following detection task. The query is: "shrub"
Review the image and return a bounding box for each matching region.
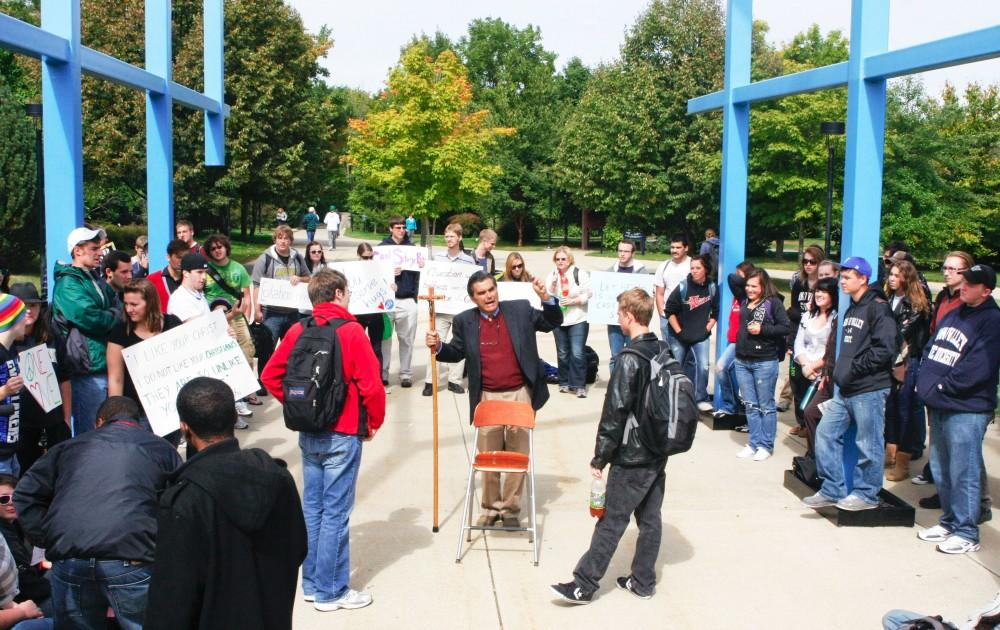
[446,212,484,237]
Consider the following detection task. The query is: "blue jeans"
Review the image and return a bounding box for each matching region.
[667,335,711,403]
[881,610,923,630]
[928,409,992,543]
[306,229,316,244]
[606,325,629,373]
[814,388,889,504]
[299,431,362,603]
[262,308,301,344]
[12,620,54,630]
[70,374,108,436]
[553,322,589,389]
[734,359,779,452]
[50,559,152,630]
[715,343,740,414]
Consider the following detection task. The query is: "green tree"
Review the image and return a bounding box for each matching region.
[344,42,513,235]
[0,82,37,261]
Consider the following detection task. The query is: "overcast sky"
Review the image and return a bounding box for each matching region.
[286,0,1000,98]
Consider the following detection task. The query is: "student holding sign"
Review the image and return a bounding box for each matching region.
[0,294,28,476]
[605,240,646,372]
[423,223,476,396]
[380,216,422,388]
[251,226,310,347]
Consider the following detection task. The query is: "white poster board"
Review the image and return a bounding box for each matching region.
[18,344,62,412]
[327,260,397,314]
[417,260,479,315]
[373,245,427,272]
[586,271,656,325]
[497,281,542,310]
[258,277,313,311]
[122,311,259,436]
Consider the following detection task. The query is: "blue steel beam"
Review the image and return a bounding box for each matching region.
[172,83,223,114]
[81,47,166,93]
[0,13,69,60]
[733,62,849,103]
[865,25,1000,80]
[203,0,225,165]
[687,91,726,115]
[712,0,752,411]
[146,0,174,267]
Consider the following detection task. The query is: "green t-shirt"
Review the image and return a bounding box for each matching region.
[206,259,252,305]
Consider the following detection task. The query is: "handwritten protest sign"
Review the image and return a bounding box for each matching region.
[586,271,656,325]
[497,282,542,309]
[122,311,259,436]
[258,277,313,311]
[18,344,62,412]
[327,260,396,314]
[373,245,427,272]
[417,260,479,315]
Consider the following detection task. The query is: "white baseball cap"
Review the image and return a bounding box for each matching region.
[66,227,106,254]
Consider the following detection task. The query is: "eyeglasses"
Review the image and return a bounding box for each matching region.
[391,225,406,230]
[310,250,323,255]
[802,258,818,265]
[209,244,225,251]
[0,495,12,505]
[361,255,374,260]
[941,265,967,273]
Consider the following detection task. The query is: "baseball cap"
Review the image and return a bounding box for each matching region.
[840,256,872,279]
[962,264,996,290]
[66,227,106,254]
[0,294,27,333]
[180,253,209,272]
[8,282,43,304]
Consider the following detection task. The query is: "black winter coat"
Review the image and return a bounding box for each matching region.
[890,295,931,361]
[833,289,898,396]
[591,333,666,470]
[144,439,307,630]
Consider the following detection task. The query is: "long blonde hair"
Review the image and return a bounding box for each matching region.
[886,260,930,314]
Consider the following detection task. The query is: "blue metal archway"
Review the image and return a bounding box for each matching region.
[0,0,228,290]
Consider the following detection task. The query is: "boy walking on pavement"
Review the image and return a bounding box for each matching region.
[551,288,667,604]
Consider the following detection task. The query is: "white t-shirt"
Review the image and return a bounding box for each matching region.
[167,286,210,322]
[324,212,341,230]
[653,256,692,298]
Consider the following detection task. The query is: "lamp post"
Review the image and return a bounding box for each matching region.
[820,121,845,258]
[24,103,45,299]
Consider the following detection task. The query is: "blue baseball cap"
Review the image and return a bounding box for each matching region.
[840,256,872,279]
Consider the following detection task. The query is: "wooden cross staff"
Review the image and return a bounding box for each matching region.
[418,286,445,533]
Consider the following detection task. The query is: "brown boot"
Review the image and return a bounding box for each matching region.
[884,443,897,468]
[886,452,911,482]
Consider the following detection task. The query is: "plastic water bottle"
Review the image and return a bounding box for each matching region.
[589,478,606,518]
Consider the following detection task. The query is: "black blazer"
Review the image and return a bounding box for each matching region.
[437,299,563,422]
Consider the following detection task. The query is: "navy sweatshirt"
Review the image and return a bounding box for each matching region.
[917,298,1000,414]
[832,288,898,397]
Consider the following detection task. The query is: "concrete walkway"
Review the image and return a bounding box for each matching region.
[238,229,998,629]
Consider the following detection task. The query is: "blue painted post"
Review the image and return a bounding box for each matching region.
[204,0,225,167]
[40,0,83,290]
[713,0,752,411]
[836,0,890,493]
[145,0,173,270]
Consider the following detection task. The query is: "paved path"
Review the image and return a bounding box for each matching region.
[234,228,997,629]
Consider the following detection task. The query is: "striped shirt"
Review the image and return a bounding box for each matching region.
[0,536,18,607]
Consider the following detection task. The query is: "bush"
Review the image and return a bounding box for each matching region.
[446,212,484,237]
[102,224,148,253]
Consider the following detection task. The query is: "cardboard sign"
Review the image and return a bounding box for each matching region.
[497,281,542,310]
[373,245,427,272]
[417,260,479,315]
[122,311,259,436]
[258,277,313,311]
[327,260,397,315]
[18,344,62,413]
[586,271,656,325]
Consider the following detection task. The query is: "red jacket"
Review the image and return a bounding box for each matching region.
[146,269,174,313]
[261,302,385,436]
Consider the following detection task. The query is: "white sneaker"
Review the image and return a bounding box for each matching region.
[696,401,713,413]
[235,401,253,416]
[752,448,771,461]
[234,418,249,430]
[736,445,755,458]
[314,589,373,611]
[917,524,952,543]
[936,535,980,555]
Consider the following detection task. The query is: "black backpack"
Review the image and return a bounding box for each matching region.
[584,345,599,384]
[281,317,353,433]
[620,342,698,457]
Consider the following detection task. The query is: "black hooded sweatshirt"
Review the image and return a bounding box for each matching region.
[664,274,719,345]
[144,438,307,630]
[832,288,898,396]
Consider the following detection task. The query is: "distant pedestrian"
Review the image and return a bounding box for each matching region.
[324,207,341,249]
[302,206,320,244]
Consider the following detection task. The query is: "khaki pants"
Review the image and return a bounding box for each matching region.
[478,386,531,517]
[230,313,255,364]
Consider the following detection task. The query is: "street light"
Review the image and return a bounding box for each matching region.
[24,103,45,300]
[820,121,845,258]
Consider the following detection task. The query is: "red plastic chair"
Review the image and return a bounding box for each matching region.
[455,399,538,565]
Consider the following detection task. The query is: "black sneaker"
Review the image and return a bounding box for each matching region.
[549,582,592,605]
[734,424,749,433]
[979,507,993,525]
[919,494,941,509]
[422,383,433,396]
[447,382,465,394]
[615,576,652,600]
[401,379,412,388]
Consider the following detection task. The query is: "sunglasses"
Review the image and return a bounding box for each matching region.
[554,257,568,262]
[512,264,524,270]
[0,495,12,505]
[361,255,374,260]
[210,244,226,250]
[802,258,817,265]
[310,249,323,255]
